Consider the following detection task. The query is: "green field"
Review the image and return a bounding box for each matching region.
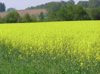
[0,21,100,74]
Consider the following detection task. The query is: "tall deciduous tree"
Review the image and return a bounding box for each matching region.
[45,2,61,15]
[73,5,90,20]
[88,0,100,8]
[48,11,57,21]
[39,12,44,20]
[56,6,68,21]
[66,5,74,20]
[67,0,75,6]
[91,7,100,20]
[60,1,67,7]
[56,5,74,21]
[30,14,37,22]
[22,13,31,22]
[5,11,20,23]
[77,1,89,8]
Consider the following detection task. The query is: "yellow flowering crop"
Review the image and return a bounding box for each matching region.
[0,21,100,73]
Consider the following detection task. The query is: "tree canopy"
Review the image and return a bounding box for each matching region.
[39,12,44,20]
[67,0,75,6]
[4,11,20,23]
[77,1,89,8]
[7,8,16,12]
[0,3,5,12]
[88,0,100,8]
[91,7,100,20]
[22,13,31,23]
[26,4,45,10]
[45,2,61,15]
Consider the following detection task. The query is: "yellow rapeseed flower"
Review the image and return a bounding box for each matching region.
[19,55,22,60]
[80,62,83,68]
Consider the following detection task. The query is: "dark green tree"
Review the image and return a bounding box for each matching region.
[73,5,90,20]
[31,17,37,22]
[2,16,6,23]
[30,14,37,22]
[38,17,43,22]
[5,11,20,23]
[39,12,44,20]
[88,0,100,8]
[26,4,45,10]
[56,6,67,21]
[77,1,89,8]
[47,11,57,21]
[0,3,6,12]
[66,5,74,20]
[22,13,31,22]
[67,0,75,6]
[45,2,61,15]
[60,1,67,7]
[18,17,23,23]
[56,5,74,21]
[91,7,100,20]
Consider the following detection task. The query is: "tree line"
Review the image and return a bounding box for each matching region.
[0,0,100,23]
[0,11,44,23]
[26,0,100,10]
[0,0,100,12]
[47,5,100,21]
[0,5,100,23]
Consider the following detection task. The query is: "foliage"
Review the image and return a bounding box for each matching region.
[18,17,23,23]
[38,17,43,22]
[4,11,20,23]
[0,2,5,12]
[77,1,89,8]
[91,7,100,20]
[43,13,48,20]
[47,11,57,21]
[0,21,100,73]
[22,13,31,23]
[7,8,16,12]
[47,5,91,21]
[25,1,67,10]
[56,6,68,21]
[56,5,74,21]
[39,12,44,20]
[67,0,75,6]
[30,14,37,22]
[30,17,37,22]
[60,1,67,6]
[2,16,6,23]
[1,2,100,23]
[0,16,2,23]
[66,5,74,20]
[26,4,45,10]
[45,2,61,15]
[88,0,100,8]
[73,5,91,20]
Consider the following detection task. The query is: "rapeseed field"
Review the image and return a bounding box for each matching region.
[0,21,100,74]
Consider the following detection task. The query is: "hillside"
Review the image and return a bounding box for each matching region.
[0,9,47,18]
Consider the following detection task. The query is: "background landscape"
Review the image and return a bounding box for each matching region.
[0,0,100,23]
